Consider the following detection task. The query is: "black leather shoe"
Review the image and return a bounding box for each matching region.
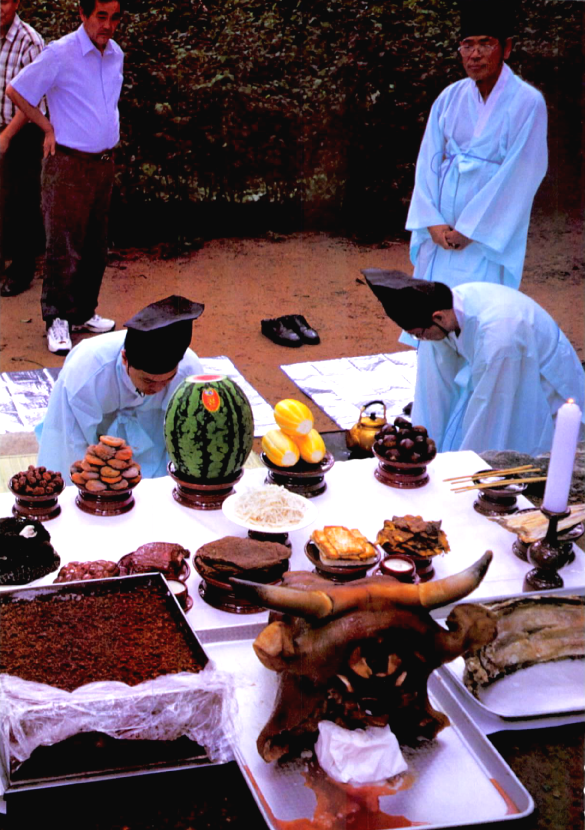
[282,314,320,344]
[261,317,302,347]
[0,276,33,297]
[0,262,35,297]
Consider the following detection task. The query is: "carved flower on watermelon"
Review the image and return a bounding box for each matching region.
[164,374,254,481]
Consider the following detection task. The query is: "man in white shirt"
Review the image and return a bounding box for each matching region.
[405,1,547,294]
[7,0,123,354]
[0,0,44,297]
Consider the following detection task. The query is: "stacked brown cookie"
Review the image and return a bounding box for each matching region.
[70,435,142,492]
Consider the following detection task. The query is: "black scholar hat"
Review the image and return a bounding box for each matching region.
[459,0,515,42]
[123,295,204,374]
[362,269,450,331]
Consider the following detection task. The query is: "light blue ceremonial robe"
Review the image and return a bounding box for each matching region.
[406,64,547,290]
[36,330,203,478]
[411,284,585,455]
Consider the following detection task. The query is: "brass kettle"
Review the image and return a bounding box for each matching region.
[346,400,387,452]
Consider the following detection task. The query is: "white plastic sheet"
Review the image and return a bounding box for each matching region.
[0,665,236,775]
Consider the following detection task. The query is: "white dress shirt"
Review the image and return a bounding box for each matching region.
[11,24,123,153]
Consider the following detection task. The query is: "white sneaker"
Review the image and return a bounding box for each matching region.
[71,314,115,334]
[47,318,72,354]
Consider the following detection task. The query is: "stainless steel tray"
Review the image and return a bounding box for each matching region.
[202,623,534,829]
[0,574,215,793]
[434,586,585,725]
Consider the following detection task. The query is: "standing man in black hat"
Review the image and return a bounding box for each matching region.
[35,296,205,478]
[405,1,547,295]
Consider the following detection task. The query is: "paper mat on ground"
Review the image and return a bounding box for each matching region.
[281,350,417,429]
[0,358,275,437]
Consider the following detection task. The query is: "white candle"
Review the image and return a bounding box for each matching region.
[542,399,582,513]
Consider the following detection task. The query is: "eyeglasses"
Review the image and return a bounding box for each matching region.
[458,41,499,56]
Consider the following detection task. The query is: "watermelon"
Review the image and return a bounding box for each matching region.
[164,374,254,480]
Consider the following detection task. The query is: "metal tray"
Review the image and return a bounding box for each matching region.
[434,586,585,724]
[0,574,214,793]
[202,623,534,830]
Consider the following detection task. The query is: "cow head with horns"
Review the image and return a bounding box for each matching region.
[232,551,496,762]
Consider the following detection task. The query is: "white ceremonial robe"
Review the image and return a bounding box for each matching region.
[411,284,585,455]
[36,331,203,478]
[406,64,547,290]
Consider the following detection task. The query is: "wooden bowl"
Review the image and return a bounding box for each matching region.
[168,463,243,510]
[471,470,527,517]
[261,452,335,498]
[373,447,436,489]
[74,485,135,516]
[193,556,288,614]
[8,479,63,522]
[304,540,380,582]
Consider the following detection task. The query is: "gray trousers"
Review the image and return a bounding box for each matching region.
[41,150,114,326]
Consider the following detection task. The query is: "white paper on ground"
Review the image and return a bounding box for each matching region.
[314,721,408,786]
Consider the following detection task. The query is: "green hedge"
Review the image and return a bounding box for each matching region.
[21,0,584,243]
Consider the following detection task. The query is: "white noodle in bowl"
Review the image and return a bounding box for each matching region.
[223,484,316,533]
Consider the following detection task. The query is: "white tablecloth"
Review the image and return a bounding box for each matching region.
[2,451,584,633]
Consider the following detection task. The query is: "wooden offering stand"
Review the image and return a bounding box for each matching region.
[523,508,574,591]
[75,486,135,516]
[373,449,435,489]
[262,452,335,498]
[194,557,289,614]
[168,462,243,510]
[512,508,582,564]
[472,471,527,517]
[304,540,380,583]
[9,480,62,522]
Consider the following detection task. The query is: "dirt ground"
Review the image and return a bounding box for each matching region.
[0,211,582,435]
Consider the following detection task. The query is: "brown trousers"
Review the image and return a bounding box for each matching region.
[41,149,114,326]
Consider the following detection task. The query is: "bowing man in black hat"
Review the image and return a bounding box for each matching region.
[404,0,547,301]
[364,271,585,456]
[36,296,204,478]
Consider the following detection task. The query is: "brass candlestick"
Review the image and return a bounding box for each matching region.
[523,507,572,591]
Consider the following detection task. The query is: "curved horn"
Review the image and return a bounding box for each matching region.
[231,552,492,619]
[418,550,493,609]
[230,578,334,618]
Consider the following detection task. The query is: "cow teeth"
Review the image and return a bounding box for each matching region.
[395,671,407,687]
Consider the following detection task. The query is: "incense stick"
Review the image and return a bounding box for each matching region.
[444,465,540,483]
[451,476,548,493]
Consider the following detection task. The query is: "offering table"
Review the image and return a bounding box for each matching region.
[0,449,583,829]
[1,451,583,628]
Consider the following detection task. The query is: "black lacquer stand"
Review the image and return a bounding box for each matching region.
[523,508,572,591]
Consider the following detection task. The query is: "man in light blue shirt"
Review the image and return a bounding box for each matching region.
[36,296,205,479]
[364,270,584,456]
[7,0,124,354]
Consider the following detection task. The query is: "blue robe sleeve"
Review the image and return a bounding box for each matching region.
[405,95,450,235]
[36,365,116,477]
[454,93,547,261]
